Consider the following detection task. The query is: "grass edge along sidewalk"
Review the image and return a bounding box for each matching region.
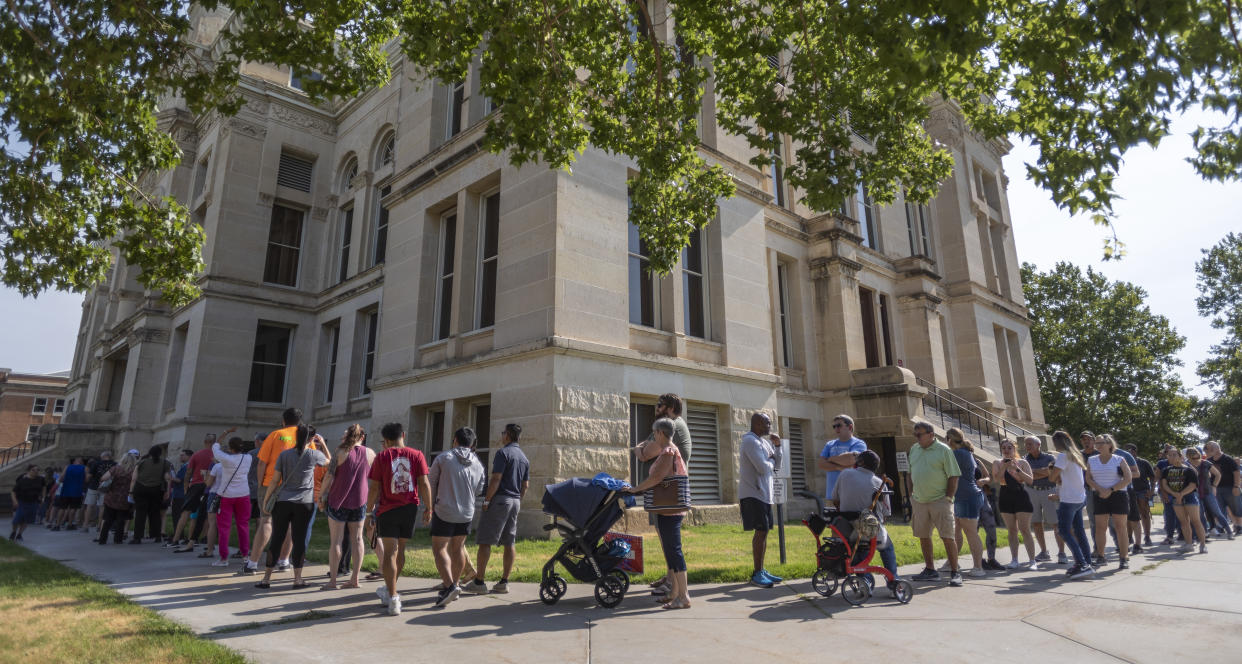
[302,518,1015,585]
[0,538,247,664]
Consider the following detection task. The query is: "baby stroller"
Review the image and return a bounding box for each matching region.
[538,477,632,608]
[797,490,913,605]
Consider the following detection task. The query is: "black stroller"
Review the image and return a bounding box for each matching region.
[538,477,631,608]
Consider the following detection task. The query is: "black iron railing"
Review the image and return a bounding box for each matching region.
[0,430,56,470]
[916,377,1034,452]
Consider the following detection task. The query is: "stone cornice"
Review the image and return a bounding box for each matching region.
[765,217,809,243]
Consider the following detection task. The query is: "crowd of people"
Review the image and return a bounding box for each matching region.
[8,397,1240,618]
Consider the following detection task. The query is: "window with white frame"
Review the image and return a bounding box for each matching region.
[435,211,458,340]
[378,134,395,168]
[53,398,65,415]
[371,185,390,267]
[776,262,794,367]
[338,206,354,283]
[905,200,932,258]
[627,192,658,328]
[31,397,47,415]
[27,425,39,440]
[477,192,500,329]
[446,80,465,139]
[682,225,709,339]
[853,181,878,250]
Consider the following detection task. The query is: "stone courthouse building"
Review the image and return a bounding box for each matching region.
[46,7,1046,531]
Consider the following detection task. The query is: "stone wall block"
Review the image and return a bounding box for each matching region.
[555,385,629,419]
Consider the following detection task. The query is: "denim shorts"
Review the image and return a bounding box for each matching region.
[325,504,365,523]
[954,492,984,520]
[1174,493,1199,507]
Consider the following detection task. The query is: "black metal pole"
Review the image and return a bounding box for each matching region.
[777,502,787,564]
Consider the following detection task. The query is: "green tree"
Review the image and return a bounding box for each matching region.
[4,1,1242,303]
[1194,232,1242,452]
[1021,262,1193,456]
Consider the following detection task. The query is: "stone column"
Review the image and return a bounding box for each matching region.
[806,212,867,393]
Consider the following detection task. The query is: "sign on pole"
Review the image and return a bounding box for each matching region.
[773,477,788,505]
[895,451,910,472]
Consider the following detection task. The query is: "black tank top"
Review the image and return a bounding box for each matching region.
[1001,461,1024,493]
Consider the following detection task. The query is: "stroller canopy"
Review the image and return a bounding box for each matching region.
[542,477,625,541]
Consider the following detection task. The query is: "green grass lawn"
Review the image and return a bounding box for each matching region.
[299,517,1017,584]
[0,539,245,663]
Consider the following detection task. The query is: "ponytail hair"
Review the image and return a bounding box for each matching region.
[295,424,310,454]
[1051,430,1086,470]
[339,424,366,451]
[946,427,974,452]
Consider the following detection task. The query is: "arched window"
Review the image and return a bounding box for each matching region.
[340,157,358,193]
[377,132,395,169]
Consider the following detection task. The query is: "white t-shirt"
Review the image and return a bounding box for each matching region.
[1088,454,1125,491]
[1054,452,1087,504]
[207,464,222,496]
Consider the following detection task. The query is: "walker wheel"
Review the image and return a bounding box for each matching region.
[842,575,871,606]
[893,580,913,604]
[553,574,568,598]
[594,574,625,608]
[811,569,839,598]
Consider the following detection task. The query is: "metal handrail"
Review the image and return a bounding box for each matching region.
[0,431,56,470]
[915,377,1034,445]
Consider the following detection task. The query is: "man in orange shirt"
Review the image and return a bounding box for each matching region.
[239,408,301,575]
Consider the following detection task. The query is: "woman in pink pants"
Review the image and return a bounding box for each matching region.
[212,431,254,566]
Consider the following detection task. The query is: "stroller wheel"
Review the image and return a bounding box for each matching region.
[552,574,568,598]
[893,580,914,604]
[594,574,625,608]
[607,569,630,595]
[539,580,561,606]
[841,575,871,606]
[811,569,839,598]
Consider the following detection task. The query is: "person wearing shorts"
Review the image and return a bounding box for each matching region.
[466,423,530,596]
[738,412,783,589]
[52,458,87,530]
[1024,437,1066,564]
[427,427,485,608]
[908,422,962,586]
[366,422,430,617]
[1086,434,1134,570]
[83,451,116,531]
[10,464,46,541]
[994,439,1038,569]
[947,429,987,576]
[170,435,216,551]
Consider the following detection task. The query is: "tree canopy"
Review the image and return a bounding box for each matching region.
[1194,232,1242,452]
[4,0,1242,304]
[1021,261,1193,456]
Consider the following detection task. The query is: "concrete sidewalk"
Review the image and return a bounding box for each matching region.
[17,529,1242,663]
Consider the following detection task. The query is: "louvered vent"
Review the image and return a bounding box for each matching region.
[277,152,314,193]
[787,419,808,491]
[685,407,722,504]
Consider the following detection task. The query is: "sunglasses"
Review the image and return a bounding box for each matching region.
[832,423,846,429]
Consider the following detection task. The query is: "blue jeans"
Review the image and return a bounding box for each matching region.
[656,514,686,572]
[1201,492,1228,531]
[862,539,900,587]
[1056,501,1090,567]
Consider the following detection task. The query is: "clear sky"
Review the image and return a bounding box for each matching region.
[1,114,1239,397]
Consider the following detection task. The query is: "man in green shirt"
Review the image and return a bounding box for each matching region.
[908,422,963,586]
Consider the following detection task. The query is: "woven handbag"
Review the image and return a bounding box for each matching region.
[643,475,691,511]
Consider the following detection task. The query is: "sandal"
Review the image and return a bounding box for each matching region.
[291,581,310,589]
[364,571,383,581]
[661,598,691,610]
[340,581,360,589]
[254,582,271,589]
[321,582,338,590]
[196,551,213,558]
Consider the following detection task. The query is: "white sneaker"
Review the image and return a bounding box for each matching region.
[968,567,986,578]
[492,580,509,594]
[211,559,229,567]
[1028,561,1040,571]
[1005,559,1022,570]
[376,585,390,607]
[387,596,402,616]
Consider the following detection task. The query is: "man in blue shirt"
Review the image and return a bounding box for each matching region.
[818,414,867,505]
[52,457,87,531]
[464,423,530,595]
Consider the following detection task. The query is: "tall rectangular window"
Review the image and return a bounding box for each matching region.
[324,323,340,404]
[27,425,39,440]
[53,398,65,415]
[477,192,500,329]
[854,181,878,250]
[682,226,708,338]
[905,201,932,257]
[162,324,188,412]
[248,324,292,403]
[859,287,880,368]
[472,403,492,469]
[627,193,658,327]
[435,212,457,340]
[337,207,353,283]
[427,409,446,454]
[361,311,378,395]
[776,262,794,367]
[192,155,209,201]
[878,293,893,366]
[372,186,390,266]
[263,205,303,286]
[446,80,465,139]
[769,134,786,208]
[31,398,47,415]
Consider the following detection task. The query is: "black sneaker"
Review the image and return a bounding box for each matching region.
[1131,544,1143,555]
[1143,536,1153,546]
[911,568,939,581]
[1234,526,1242,536]
[15,534,23,541]
[1064,564,1079,576]
[65,524,77,531]
[1092,556,1107,567]
[434,584,461,608]
[1118,559,1129,570]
